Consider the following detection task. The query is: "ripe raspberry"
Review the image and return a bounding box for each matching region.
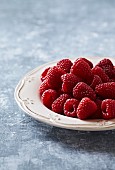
[110,78,115,82]
[92,66,110,83]
[95,58,115,79]
[57,59,73,73]
[70,59,93,84]
[96,59,114,78]
[64,99,79,117]
[95,82,115,99]
[76,97,97,120]
[75,58,93,68]
[101,65,114,79]
[104,68,115,79]
[111,69,115,79]
[90,75,102,90]
[41,89,58,108]
[39,79,50,96]
[41,67,50,81]
[90,99,102,119]
[97,58,113,68]
[73,82,96,101]
[61,73,81,94]
[101,99,115,119]
[47,66,65,89]
[57,88,63,95]
[52,94,70,114]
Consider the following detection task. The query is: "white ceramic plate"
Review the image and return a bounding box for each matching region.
[14,57,115,131]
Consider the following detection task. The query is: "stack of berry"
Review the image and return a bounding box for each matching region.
[39,58,115,120]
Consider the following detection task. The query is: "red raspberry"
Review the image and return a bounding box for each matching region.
[90,99,103,119]
[41,89,58,109]
[61,73,81,94]
[41,67,50,81]
[73,82,96,101]
[111,69,115,79]
[39,79,50,96]
[57,59,73,73]
[95,82,115,99]
[92,66,110,83]
[110,78,115,82]
[52,94,70,114]
[47,66,65,89]
[104,68,114,79]
[64,98,79,117]
[70,59,93,84]
[97,58,113,69]
[96,59,114,78]
[57,88,63,95]
[90,75,102,90]
[101,99,115,119]
[75,58,93,68]
[76,97,97,120]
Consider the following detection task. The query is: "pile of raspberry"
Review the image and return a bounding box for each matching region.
[39,58,115,120]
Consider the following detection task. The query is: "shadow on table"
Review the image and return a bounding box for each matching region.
[43,125,115,154]
[21,115,115,155]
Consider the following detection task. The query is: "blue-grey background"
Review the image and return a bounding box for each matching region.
[0,0,115,169]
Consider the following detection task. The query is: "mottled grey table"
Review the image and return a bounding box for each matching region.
[0,0,115,169]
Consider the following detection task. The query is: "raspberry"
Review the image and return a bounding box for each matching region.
[52,94,70,114]
[39,79,50,96]
[92,66,110,83]
[57,88,63,95]
[96,59,114,78]
[47,66,65,89]
[104,68,114,79]
[97,58,115,78]
[75,58,93,68]
[64,99,79,117]
[97,58,113,68]
[90,99,102,119]
[41,67,50,82]
[73,82,96,101]
[76,97,97,120]
[111,69,115,79]
[110,78,115,82]
[101,99,115,119]
[41,89,58,108]
[90,75,102,90]
[95,82,115,99]
[103,66,115,79]
[70,59,93,84]
[57,59,73,73]
[61,73,81,94]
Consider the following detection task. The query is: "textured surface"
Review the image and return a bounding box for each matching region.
[0,0,115,169]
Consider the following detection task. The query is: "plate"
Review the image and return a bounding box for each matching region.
[14,57,115,131]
